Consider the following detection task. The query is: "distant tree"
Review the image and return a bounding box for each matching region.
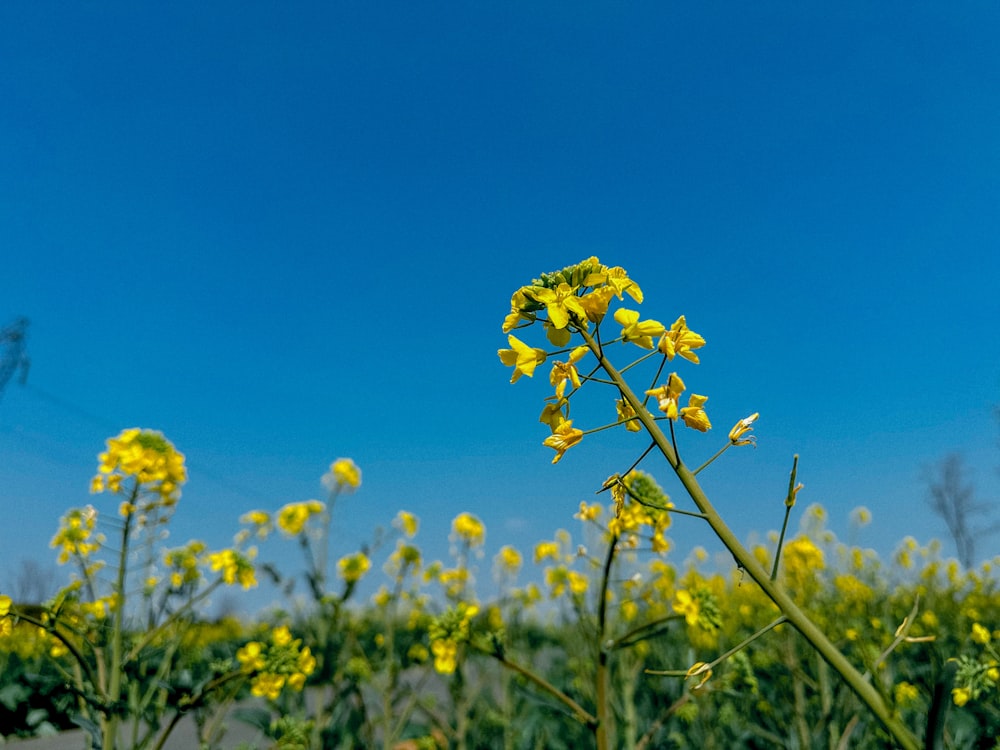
[9,559,56,605]
[923,453,998,569]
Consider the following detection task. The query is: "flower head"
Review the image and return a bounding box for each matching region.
[680,394,711,432]
[549,346,589,399]
[728,413,759,446]
[451,512,486,547]
[323,458,361,492]
[276,500,325,536]
[542,420,584,464]
[95,428,186,506]
[614,308,665,349]
[498,335,547,383]
[658,316,706,363]
[646,373,686,420]
[337,552,372,583]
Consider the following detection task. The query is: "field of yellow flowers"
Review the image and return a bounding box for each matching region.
[2,258,998,749]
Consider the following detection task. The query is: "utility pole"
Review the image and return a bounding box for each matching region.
[0,317,30,401]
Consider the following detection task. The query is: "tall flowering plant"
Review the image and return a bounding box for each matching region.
[499,258,923,750]
[0,429,302,750]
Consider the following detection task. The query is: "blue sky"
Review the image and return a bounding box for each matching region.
[2,3,999,609]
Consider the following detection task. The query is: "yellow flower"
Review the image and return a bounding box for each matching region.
[276,500,325,536]
[658,315,706,363]
[395,510,419,538]
[324,458,361,492]
[207,548,257,589]
[495,545,523,574]
[542,420,584,464]
[646,373,685,420]
[95,428,186,505]
[680,394,711,432]
[451,513,485,547]
[674,589,700,627]
[549,346,589,398]
[894,681,920,707]
[529,282,587,330]
[534,541,560,564]
[337,552,372,583]
[971,622,991,645]
[498,334,548,383]
[574,502,602,522]
[578,286,616,322]
[236,641,266,672]
[952,686,971,707]
[431,638,458,674]
[50,507,103,564]
[615,398,643,432]
[728,413,759,446]
[567,570,589,595]
[539,399,568,431]
[251,673,286,700]
[614,308,665,349]
[272,625,293,647]
[602,265,643,303]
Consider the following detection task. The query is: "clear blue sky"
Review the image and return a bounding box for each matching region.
[2,3,999,609]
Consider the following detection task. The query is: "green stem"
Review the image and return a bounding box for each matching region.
[481,647,597,730]
[595,531,618,750]
[579,327,921,750]
[105,484,139,749]
[771,455,800,581]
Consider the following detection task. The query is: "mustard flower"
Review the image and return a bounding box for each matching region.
[394,510,419,538]
[208,548,258,589]
[452,512,486,547]
[542,420,584,464]
[657,315,706,363]
[494,545,523,574]
[95,428,186,505]
[574,501,602,522]
[646,373,685,420]
[549,346,589,398]
[0,595,11,617]
[614,308,665,349]
[601,265,643,303]
[579,286,616,323]
[431,639,459,675]
[674,589,701,627]
[952,686,971,707]
[337,552,372,583]
[534,540,560,564]
[528,282,587,330]
[539,399,568,431]
[567,570,589,595]
[680,394,712,432]
[972,623,991,645]
[728,413,759,446]
[276,500,325,536]
[615,398,643,432]
[498,334,548,383]
[322,458,361,493]
[50,507,103,564]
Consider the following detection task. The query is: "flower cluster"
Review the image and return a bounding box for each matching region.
[91,428,187,510]
[50,506,104,564]
[323,457,362,493]
[951,621,999,707]
[276,500,325,536]
[207,547,258,590]
[236,625,316,700]
[498,257,724,464]
[428,602,479,675]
